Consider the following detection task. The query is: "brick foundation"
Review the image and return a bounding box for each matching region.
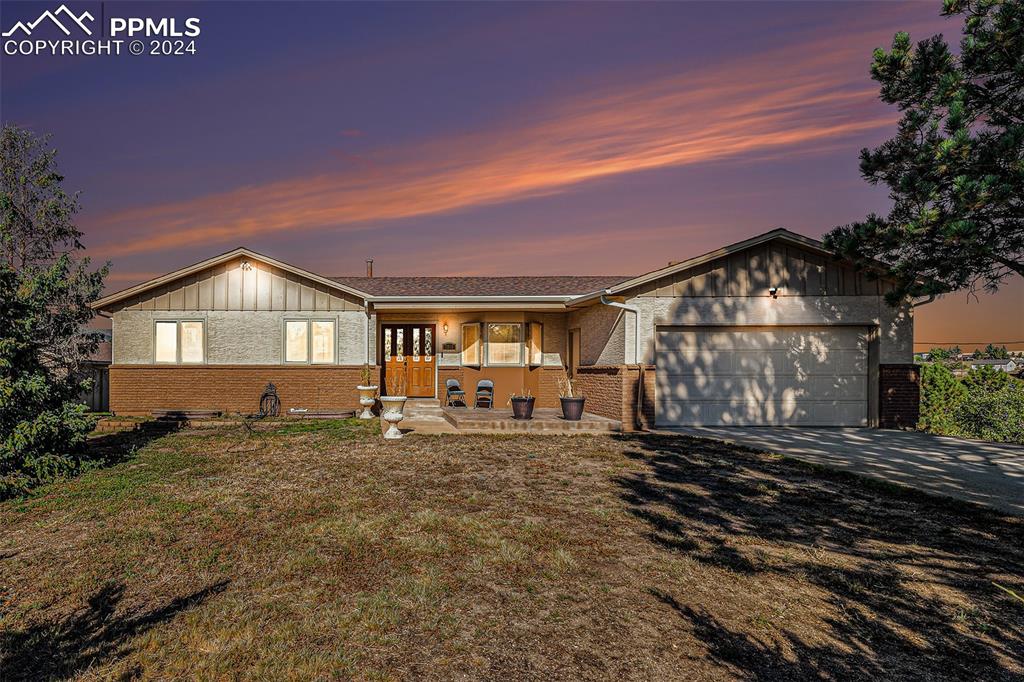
[574,365,655,431]
[109,365,378,416]
[879,363,920,429]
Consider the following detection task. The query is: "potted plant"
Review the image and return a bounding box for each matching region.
[356,364,379,420]
[508,390,535,420]
[380,372,407,439]
[558,376,586,421]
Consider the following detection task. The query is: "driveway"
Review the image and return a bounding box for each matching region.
[664,427,1024,516]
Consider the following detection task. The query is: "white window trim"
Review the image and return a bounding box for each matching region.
[484,322,525,367]
[153,319,206,365]
[283,318,337,365]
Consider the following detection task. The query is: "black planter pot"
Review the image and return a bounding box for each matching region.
[560,396,586,421]
[510,396,535,420]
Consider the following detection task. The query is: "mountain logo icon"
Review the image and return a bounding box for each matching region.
[2,4,95,37]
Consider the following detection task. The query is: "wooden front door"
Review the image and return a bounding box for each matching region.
[381,324,436,397]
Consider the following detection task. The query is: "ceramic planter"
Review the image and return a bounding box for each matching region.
[510,396,535,420]
[380,396,407,439]
[357,385,379,419]
[560,396,586,421]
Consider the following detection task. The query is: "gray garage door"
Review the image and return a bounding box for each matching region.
[656,326,868,426]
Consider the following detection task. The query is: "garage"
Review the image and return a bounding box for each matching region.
[656,326,869,426]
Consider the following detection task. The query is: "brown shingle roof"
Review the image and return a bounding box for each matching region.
[329,275,632,297]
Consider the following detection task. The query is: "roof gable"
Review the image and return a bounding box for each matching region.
[91,248,369,312]
[581,229,897,301]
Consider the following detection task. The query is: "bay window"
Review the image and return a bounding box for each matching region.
[461,323,481,366]
[527,321,543,366]
[486,323,522,366]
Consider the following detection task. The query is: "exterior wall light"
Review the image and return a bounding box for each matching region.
[442,322,449,335]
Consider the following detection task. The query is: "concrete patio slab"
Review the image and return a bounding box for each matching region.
[663,427,1024,516]
[443,406,621,433]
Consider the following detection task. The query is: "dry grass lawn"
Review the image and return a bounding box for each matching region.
[1,419,1022,680]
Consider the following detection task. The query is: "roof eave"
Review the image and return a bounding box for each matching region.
[600,228,896,297]
[367,295,574,303]
[90,247,372,311]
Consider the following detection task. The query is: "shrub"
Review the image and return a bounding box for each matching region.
[954,373,1024,444]
[918,363,966,436]
[918,363,1024,444]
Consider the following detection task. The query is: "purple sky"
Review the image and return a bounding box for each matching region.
[2,1,1021,350]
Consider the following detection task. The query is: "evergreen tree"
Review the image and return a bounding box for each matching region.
[1,124,108,498]
[824,0,1023,304]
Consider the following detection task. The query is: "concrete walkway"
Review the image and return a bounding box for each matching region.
[664,427,1024,516]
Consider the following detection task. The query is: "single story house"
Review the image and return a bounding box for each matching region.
[90,228,920,429]
[966,358,1019,373]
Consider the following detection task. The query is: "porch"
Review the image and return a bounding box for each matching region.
[391,399,621,434]
[442,405,621,433]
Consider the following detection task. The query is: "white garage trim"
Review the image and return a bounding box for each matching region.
[655,325,871,427]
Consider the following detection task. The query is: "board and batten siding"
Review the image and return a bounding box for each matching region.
[634,242,896,299]
[107,257,364,314]
[569,239,913,367]
[109,257,371,366]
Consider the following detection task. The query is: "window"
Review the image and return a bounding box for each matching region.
[311,320,335,364]
[154,320,205,364]
[181,321,204,363]
[527,322,543,367]
[486,323,522,366]
[285,319,336,364]
[461,323,481,366]
[155,321,177,363]
[285,321,308,362]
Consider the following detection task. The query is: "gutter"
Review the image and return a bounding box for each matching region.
[366,295,573,303]
[365,305,371,364]
[599,293,646,431]
[912,294,936,308]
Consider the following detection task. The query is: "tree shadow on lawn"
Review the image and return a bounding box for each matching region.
[615,433,1024,681]
[84,420,183,469]
[1,579,229,681]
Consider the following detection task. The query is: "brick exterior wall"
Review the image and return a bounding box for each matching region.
[879,363,920,429]
[574,365,655,431]
[537,366,567,408]
[109,365,379,416]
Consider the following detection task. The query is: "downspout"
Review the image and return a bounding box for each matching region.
[600,294,645,430]
[365,303,371,364]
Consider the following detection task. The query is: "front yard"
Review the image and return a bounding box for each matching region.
[1,421,1022,680]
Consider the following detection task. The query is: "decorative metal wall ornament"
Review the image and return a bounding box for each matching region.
[259,382,281,417]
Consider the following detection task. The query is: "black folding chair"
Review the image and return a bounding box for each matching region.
[475,379,494,409]
[445,378,467,407]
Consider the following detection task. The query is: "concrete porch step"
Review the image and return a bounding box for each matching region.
[403,399,446,421]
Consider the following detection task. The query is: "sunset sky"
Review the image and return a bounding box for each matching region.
[2,1,1021,351]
